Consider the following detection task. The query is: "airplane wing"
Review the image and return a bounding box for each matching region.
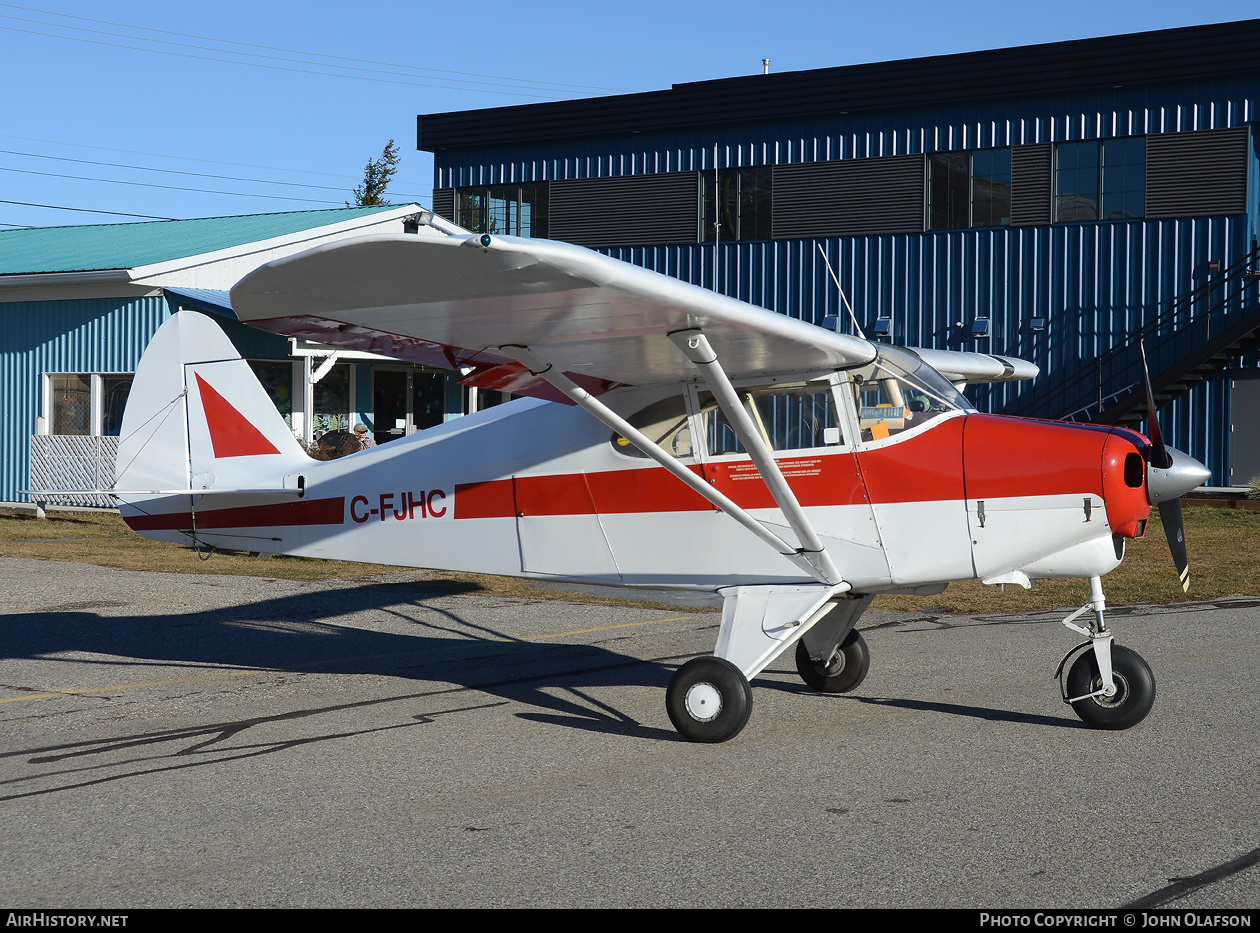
[906,347,1039,386]
[229,233,877,397]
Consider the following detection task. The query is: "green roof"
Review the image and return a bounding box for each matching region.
[0,205,406,276]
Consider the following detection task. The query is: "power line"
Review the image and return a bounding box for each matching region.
[0,21,565,99]
[0,2,631,94]
[0,164,342,205]
[0,198,176,220]
[0,147,353,193]
[0,134,431,201]
[0,132,364,181]
[0,12,607,100]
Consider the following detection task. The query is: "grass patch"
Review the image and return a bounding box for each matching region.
[0,508,683,609]
[0,508,388,581]
[3,505,1258,614]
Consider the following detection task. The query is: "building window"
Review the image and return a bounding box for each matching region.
[927,149,1011,230]
[45,373,134,436]
[701,167,772,242]
[1055,138,1146,222]
[312,362,351,436]
[455,183,549,237]
[100,375,132,436]
[248,361,294,429]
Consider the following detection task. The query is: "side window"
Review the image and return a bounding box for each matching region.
[611,395,695,458]
[701,383,841,455]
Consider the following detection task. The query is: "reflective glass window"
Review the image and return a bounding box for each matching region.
[701,167,772,242]
[1055,138,1145,223]
[100,375,132,436]
[702,383,840,455]
[1101,137,1146,220]
[846,348,973,443]
[612,395,695,458]
[51,373,91,435]
[928,150,1010,230]
[455,183,548,237]
[312,363,350,436]
[248,361,294,428]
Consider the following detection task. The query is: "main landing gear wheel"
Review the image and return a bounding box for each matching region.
[1066,644,1156,730]
[666,657,753,743]
[795,630,870,693]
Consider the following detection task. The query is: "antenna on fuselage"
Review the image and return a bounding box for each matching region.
[816,243,866,339]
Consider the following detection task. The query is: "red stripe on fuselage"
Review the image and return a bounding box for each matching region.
[124,496,345,531]
[454,456,870,519]
[452,414,1124,520]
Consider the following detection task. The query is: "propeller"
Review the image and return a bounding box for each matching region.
[1139,341,1210,591]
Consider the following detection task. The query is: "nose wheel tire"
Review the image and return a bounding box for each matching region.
[795,630,870,693]
[1066,644,1156,730]
[666,657,753,743]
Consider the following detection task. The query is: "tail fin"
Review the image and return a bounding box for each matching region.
[115,311,310,499]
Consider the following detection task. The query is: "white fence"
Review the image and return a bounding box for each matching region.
[29,435,120,507]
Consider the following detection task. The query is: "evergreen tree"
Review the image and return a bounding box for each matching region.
[351,139,400,206]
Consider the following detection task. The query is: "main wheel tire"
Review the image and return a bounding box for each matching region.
[795,629,870,693]
[1066,644,1156,730]
[666,657,753,743]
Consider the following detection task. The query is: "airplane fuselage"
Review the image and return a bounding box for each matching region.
[121,378,1152,595]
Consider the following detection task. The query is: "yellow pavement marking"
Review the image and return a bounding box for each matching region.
[0,615,695,703]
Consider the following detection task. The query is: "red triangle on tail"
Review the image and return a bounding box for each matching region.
[195,373,281,457]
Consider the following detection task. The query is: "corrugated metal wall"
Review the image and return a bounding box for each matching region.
[0,295,292,503]
[1,295,164,503]
[435,82,1256,187]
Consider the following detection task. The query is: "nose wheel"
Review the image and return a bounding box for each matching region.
[666,657,753,743]
[1065,644,1156,730]
[1057,576,1156,730]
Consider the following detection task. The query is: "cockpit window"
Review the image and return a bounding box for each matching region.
[612,382,842,458]
[611,395,694,458]
[702,382,840,455]
[847,347,973,442]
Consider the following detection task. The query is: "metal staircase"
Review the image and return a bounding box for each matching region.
[1014,245,1260,426]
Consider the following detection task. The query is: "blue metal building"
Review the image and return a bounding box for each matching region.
[418,20,1260,486]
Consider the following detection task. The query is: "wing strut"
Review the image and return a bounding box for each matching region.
[498,343,848,590]
[668,329,844,586]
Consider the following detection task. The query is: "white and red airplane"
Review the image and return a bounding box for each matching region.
[109,230,1210,742]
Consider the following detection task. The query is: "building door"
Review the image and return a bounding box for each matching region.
[1230,371,1260,486]
[372,368,447,445]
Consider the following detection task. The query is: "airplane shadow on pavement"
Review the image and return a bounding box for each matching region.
[0,578,686,769]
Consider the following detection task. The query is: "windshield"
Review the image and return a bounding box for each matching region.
[847,347,973,442]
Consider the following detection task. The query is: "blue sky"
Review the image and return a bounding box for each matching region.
[1,0,1256,229]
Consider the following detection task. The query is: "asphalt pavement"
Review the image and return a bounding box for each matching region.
[0,556,1256,908]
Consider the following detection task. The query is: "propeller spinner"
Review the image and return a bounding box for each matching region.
[1139,343,1211,591]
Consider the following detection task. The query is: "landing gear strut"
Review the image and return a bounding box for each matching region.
[1056,576,1156,730]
